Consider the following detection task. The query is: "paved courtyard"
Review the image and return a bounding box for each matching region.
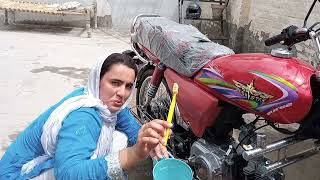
[0,22,154,179]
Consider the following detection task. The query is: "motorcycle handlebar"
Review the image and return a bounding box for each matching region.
[265,26,310,47]
[265,33,287,46]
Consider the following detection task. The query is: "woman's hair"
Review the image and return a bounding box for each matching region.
[100,53,138,80]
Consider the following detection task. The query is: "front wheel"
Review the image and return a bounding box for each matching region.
[136,69,171,124]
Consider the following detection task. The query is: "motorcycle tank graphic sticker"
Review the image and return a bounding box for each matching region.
[233,80,274,103]
[197,68,299,115]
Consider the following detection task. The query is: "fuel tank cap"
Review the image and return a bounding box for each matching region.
[271,48,294,58]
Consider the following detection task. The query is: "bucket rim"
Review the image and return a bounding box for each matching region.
[153,158,193,180]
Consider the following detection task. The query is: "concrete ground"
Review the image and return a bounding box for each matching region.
[0,20,154,179]
[0,19,319,180]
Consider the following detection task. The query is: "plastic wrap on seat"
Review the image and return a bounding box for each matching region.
[133,16,234,77]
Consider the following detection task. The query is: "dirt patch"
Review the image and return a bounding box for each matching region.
[31,66,89,86]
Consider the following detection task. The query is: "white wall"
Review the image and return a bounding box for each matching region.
[11,0,94,26]
[107,0,179,30]
[10,0,179,30]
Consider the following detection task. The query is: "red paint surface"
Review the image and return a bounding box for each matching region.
[195,53,316,123]
[165,69,221,137]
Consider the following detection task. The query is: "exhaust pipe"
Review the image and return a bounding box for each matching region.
[260,140,320,175]
[242,136,303,161]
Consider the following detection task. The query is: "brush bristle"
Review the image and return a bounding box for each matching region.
[173,83,179,94]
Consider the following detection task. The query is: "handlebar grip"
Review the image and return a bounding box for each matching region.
[265,33,287,46]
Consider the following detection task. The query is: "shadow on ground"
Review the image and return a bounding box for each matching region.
[128,158,153,180]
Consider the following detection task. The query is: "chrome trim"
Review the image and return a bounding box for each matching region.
[271,48,294,58]
[242,136,302,161]
[260,141,320,175]
[131,43,149,64]
[130,14,160,33]
[310,30,320,67]
[130,14,160,64]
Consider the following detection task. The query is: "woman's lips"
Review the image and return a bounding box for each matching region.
[112,101,123,107]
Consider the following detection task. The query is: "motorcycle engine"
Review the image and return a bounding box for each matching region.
[190,139,233,180]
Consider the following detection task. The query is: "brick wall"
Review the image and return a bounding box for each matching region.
[227,0,320,66]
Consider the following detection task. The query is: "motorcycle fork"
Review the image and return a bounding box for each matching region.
[142,63,179,154]
[143,63,166,107]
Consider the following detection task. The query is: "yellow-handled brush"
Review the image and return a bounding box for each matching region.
[163,83,179,146]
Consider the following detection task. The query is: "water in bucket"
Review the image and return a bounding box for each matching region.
[153,158,193,180]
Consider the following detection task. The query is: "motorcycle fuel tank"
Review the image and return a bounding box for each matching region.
[195,53,316,124]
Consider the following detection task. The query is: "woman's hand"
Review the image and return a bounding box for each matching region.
[119,119,172,171]
[149,143,169,160]
[134,119,172,159]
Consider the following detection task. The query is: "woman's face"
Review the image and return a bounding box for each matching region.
[99,63,135,113]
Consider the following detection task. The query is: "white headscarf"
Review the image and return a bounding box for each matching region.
[21,54,134,175]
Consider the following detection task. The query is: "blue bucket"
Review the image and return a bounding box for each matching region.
[153,158,193,180]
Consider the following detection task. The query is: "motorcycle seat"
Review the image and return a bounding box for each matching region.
[133,16,234,77]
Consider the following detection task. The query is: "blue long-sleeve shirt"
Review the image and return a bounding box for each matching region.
[0,88,141,180]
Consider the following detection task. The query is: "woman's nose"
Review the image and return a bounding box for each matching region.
[116,85,126,97]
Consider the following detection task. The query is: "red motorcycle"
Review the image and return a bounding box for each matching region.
[126,0,320,179]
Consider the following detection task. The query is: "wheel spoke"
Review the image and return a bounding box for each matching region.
[136,72,171,124]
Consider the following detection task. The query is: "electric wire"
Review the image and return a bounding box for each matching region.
[235,124,269,151]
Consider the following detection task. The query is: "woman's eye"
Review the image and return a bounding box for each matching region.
[111,81,120,86]
[126,84,133,90]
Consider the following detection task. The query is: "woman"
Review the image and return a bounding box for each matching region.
[0,53,171,179]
